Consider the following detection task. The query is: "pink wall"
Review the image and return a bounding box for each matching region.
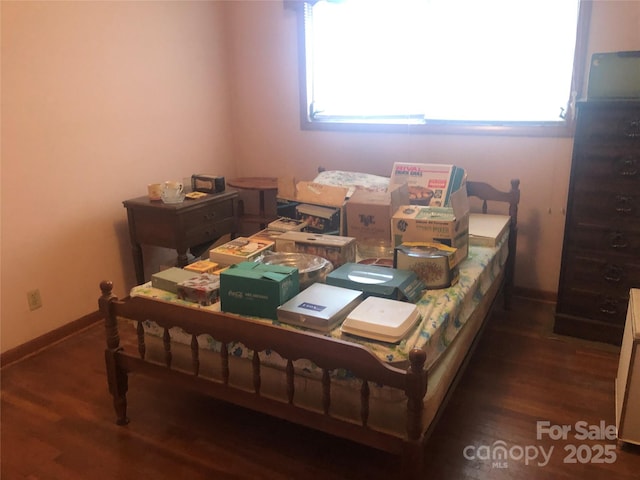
[226,0,640,295]
[1,1,237,352]
[1,1,639,353]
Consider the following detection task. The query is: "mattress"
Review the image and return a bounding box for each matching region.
[131,237,507,371]
[131,249,505,437]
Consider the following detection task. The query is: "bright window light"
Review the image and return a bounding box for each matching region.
[307,0,581,123]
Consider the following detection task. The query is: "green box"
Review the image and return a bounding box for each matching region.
[151,267,198,294]
[220,262,299,319]
[326,263,425,303]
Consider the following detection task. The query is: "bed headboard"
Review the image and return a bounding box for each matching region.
[466,179,520,309]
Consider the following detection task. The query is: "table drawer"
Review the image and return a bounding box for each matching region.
[184,217,236,246]
[181,199,235,226]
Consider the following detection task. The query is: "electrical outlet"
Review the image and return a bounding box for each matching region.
[27,289,43,311]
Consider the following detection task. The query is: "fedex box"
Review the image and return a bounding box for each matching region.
[391,186,470,268]
[346,183,409,243]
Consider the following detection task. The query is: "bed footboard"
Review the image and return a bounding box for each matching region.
[99,280,429,475]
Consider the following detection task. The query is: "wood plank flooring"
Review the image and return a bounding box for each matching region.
[2,296,640,479]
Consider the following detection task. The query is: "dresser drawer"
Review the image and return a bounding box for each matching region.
[557,289,628,326]
[571,189,639,222]
[577,105,640,142]
[561,251,640,297]
[567,223,640,255]
[572,150,639,193]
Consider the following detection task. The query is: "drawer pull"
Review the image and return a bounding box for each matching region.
[598,299,618,316]
[602,264,623,283]
[615,195,633,214]
[615,157,638,177]
[623,119,640,137]
[204,213,217,220]
[608,232,628,250]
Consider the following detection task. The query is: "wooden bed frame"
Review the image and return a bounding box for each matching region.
[99,178,520,479]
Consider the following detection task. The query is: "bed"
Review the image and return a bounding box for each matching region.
[99,175,520,479]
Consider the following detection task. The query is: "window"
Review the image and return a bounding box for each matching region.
[289,0,592,136]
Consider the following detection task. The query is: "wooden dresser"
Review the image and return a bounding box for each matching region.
[554,100,640,345]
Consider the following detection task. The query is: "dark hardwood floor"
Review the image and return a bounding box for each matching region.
[2,296,640,479]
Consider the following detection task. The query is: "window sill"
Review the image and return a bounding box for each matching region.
[301,118,575,138]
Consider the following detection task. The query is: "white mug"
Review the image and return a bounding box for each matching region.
[161,180,184,204]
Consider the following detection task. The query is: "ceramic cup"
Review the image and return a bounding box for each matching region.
[147,183,163,201]
[161,180,185,204]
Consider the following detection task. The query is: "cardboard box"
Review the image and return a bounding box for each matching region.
[177,273,221,306]
[346,183,409,243]
[184,260,220,275]
[151,267,198,294]
[277,177,349,234]
[268,217,308,232]
[390,163,465,207]
[341,296,421,343]
[393,242,458,289]
[391,185,470,268]
[276,283,363,332]
[326,263,425,303]
[468,214,510,247]
[220,262,299,319]
[209,237,274,265]
[274,231,356,268]
[248,228,286,245]
[296,203,341,234]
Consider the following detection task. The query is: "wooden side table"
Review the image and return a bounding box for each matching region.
[227,177,278,230]
[123,189,239,284]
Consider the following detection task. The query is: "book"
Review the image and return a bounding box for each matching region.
[341,296,420,343]
[468,214,510,247]
[276,283,363,332]
[209,237,274,265]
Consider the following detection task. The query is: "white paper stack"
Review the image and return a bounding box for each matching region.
[341,296,420,343]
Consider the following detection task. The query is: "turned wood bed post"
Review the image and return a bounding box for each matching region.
[403,348,428,476]
[99,281,130,425]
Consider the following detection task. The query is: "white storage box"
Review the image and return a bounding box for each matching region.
[341,296,420,343]
[276,283,363,332]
